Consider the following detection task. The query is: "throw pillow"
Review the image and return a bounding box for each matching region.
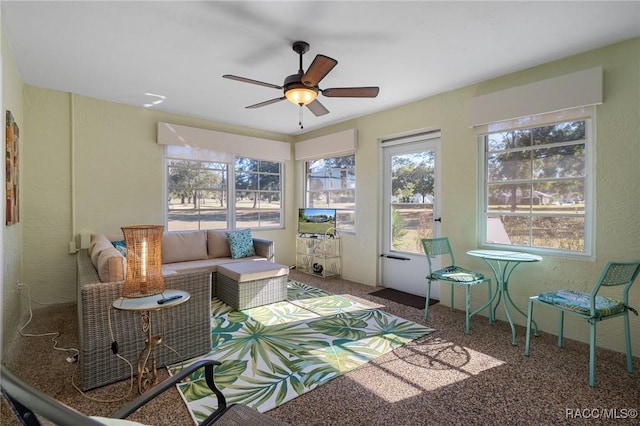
[111,240,127,257]
[90,236,114,266]
[96,247,126,282]
[225,229,256,259]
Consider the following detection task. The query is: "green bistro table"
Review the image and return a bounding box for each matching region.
[467,249,542,345]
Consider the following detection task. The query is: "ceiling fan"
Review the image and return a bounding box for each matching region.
[223,41,379,128]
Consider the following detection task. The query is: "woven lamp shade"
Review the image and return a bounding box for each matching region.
[121,225,165,298]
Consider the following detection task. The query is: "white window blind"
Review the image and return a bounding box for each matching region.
[473,106,594,135]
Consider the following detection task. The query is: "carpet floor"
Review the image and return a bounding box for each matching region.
[3,270,639,425]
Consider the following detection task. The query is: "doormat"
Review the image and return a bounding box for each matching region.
[169,280,433,422]
[369,287,438,309]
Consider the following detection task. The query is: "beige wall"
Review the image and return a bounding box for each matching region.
[21,89,295,306]
[2,22,24,358]
[298,38,640,353]
[6,36,639,355]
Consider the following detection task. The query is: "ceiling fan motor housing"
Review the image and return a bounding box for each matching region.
[283,72,318,105]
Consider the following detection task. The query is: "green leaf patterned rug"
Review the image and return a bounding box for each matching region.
[169,280,433,423]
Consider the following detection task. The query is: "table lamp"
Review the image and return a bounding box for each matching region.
[121,225,165,298]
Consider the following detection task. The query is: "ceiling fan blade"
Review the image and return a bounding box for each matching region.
[223,74,282,90]
[306,99,329,117]
[246,97,286,109]
[302,55,338,87]
[322,87,380,98]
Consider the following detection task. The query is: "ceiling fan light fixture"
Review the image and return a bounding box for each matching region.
[285,84,317,106]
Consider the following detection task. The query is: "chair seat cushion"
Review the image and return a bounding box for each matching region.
[430,265,485,283]
[538,290,626,317]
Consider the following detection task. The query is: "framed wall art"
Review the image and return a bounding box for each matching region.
[6,110,19,225]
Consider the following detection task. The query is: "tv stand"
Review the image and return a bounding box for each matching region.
[296,229,340,278]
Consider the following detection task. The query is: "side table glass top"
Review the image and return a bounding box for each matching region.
[467,250,542,263]
[112,289,190,311]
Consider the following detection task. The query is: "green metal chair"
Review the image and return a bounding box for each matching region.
[524,260,640,387]
[421,237,493,334]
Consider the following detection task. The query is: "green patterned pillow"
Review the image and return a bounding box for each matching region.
[225,229,256,259]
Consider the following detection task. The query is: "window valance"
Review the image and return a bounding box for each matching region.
[294,128,357,160]
[467,66,603,129]
[157,122,291,161]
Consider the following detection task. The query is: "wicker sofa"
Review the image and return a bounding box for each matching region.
[76,230,275,390]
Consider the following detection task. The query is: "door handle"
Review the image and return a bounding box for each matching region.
[380,254,411,261]
[434,217,442,222]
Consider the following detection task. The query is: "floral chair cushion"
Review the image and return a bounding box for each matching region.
[430,265,485,283]
[538,289,626,318]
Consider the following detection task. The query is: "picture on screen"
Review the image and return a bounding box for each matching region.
[298,208,336,235]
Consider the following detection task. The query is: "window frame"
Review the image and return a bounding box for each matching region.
[477,109,595,259]
[304,154,356,234]
[164,146,284,232]
[233,157,284,230]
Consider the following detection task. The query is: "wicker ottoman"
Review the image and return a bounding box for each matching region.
[216,260,289,310]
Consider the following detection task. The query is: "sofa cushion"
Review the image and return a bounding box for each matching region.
[162,259,222,275]
[162,230,208,264]
[207,230,232,258]
[96,247,126,282]
[226,229,256,259]
[161,256,267,275]
[217,260,289,282]
[90,235,116,266]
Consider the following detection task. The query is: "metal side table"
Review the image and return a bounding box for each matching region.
[112,289,190,393]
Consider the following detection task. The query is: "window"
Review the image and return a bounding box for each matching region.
[481,114,592,255]
[305,155,355,232]
[166,146,283,231]
[167,159,228,231]
[235,157,282,228]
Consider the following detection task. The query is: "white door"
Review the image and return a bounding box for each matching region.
[380,132,441,298]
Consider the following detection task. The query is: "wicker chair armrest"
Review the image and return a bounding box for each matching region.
[253,238,275,261]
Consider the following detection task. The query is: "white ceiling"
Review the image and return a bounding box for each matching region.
[2,1,639,136]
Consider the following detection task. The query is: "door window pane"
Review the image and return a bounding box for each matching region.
[390,151,435,254]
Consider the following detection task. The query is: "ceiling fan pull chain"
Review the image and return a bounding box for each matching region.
[299,105,304,129]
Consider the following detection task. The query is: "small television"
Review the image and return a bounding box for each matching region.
[298,208,336,236]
